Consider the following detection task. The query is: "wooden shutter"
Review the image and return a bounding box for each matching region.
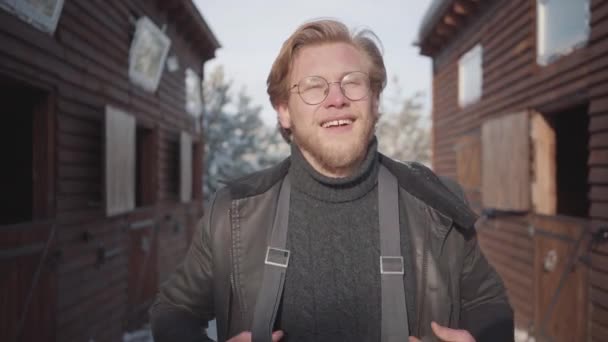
[455,135,482,208]
[481,112,530,210]
[105,105,136,216]
[530,112,557,215]
[180,132,192,203]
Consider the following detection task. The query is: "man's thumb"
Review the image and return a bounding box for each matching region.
[271,330,284,341]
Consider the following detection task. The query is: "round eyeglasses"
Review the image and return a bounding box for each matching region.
[290,71,371,105]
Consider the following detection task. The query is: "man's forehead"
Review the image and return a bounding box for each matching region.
[290,42,371,79]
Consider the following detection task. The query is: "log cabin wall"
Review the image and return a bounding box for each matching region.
[419,0,608,340]
[0,1,218,341]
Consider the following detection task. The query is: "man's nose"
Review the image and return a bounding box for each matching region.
[323,82,347,107]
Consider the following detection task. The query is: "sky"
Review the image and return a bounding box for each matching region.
[194,0,434,125]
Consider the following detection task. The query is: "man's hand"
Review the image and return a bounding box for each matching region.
[227,330,284,342]
[408,322,475,342]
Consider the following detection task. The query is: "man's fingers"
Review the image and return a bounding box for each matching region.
[272,330,285,341]
[226,331,251,342]
[408,336,421,342]
[430,321,475,342]
[226,331,284,342]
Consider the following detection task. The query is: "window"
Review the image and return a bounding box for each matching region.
[135,126,158,207]
[537,0,590,66]
[0,0,65,34]
[185,68,203,116]
[105,105,136,216]
[458,44,483,108]
[0,77,53,224]
[531,106,589,217]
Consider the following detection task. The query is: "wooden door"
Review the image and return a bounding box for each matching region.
[532,215,588,342]
[126,217,158,330]
[0,222,57,342]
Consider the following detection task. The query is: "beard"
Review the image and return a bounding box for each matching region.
[291,114,377,176]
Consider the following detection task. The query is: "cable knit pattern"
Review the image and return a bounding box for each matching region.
[280,139,382,342]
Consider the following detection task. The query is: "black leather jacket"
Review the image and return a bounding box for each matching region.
[150,155,514,342]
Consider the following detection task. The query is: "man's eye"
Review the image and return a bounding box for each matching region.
[303,83,324,91]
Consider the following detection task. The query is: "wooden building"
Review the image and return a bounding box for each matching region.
[0,1,219,341]
[418,0,608,341]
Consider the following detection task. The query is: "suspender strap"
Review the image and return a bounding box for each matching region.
[251,176,291,342]
[251,166,409,341]
[379,166,409,342]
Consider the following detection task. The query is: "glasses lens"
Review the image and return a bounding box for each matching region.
[341,72,370,101]
[298,76,327,104]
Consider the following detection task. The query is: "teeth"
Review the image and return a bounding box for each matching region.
[322,119,353,128]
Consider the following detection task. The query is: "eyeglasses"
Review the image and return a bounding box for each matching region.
[290,71,371,105]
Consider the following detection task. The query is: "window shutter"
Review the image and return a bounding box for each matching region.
[180,132,192,203]
[482,112,531,210]
[105,105,136,216]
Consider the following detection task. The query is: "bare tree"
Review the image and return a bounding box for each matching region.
[203,66,287,199]
[377,78,431,166]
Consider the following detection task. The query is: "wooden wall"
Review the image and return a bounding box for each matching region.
[0,1,210,341]
[429,0,608,340]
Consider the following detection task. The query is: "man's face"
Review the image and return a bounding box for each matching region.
[277,42,379,177]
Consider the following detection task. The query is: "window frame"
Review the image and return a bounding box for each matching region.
[458,44,483,108]
[536,0,590,66]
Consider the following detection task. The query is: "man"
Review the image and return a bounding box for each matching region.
[150,19,513,342]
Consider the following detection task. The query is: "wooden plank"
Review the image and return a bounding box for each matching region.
[479,226,534,253]
[590,14,608,43]
[533,217,588,342]
[591,320,608,342]
[478,234,534,265]
[591,303,608,328]
[590,186,608,201]
[590,202,608,219]
[454,135,481,191]
[590,115,608,133]
[590,97,608,115]
[482,111,531,210]
[591,268,608,292]
[590,149,608,166]
[590,132,608,148]
[591,251,608,273]
[531,112,557,215]
[589,167,608,184]
[591,287,608,312]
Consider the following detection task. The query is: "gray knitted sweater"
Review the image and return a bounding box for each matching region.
[278,139,415,341]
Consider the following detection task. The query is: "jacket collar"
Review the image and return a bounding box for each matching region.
[226,153,478,231]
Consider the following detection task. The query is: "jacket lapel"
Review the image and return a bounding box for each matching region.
[227,181,282,334]
[400,188,454,339]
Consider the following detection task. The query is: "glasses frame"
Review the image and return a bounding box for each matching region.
[289,71,371,105]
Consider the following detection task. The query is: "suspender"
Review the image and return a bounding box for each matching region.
[251,166,408,341]
[251,175,291,342]
[378,166,409,342]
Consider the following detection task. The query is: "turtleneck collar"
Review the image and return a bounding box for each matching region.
[288,137,380,203]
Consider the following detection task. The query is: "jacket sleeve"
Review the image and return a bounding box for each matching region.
[149,204,216,342]
[459,233,514,342]
[439,177,514,342]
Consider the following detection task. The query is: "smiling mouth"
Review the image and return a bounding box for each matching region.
[321,119,354,128]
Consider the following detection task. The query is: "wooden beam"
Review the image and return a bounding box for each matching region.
[444,13,462,27]
[453,0,475,15]
[435,22,454,37]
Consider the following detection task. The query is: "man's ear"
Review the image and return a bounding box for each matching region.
[277,103,292,130]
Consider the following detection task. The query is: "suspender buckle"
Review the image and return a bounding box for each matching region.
[265,247,290,268]
[380,256,404,275]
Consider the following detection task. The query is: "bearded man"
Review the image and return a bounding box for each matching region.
[150,19,514,342]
